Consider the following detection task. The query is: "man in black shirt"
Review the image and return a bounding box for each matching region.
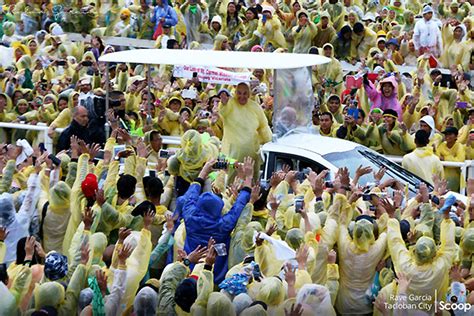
[57,106,91,152]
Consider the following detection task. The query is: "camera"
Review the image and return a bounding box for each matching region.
[56,60,67,66]
[200,110,212,118]
[325,181,334,188]
[82,60,93,67]
[48,154,61,167]
[294,196,304,213]
[213,159,228,170]
[296,167,311,182]
[214,243,227,256]
[93,96,106,118]
[159,150,170,159]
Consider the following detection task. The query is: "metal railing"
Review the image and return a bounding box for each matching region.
[1,121,471,193]
[0,122,180,152]
[386,155,474,195]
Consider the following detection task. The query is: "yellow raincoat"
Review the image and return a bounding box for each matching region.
[220,88,272,178]
[402,146,444,185]
[387,216,456,309]
[336,194,387,315]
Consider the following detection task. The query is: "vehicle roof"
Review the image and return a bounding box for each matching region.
[263,133,359,156]
[99,49,330,69]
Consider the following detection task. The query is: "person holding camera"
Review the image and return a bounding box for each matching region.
[180,157,255,284]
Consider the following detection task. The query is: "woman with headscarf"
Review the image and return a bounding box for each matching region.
[213,34,231,51]
[113,8,134,37]
[220,82,272,179]
[235,7,260,51]
[218,0,245,48]
[255,6,287,50]
[291,9,317,54]
[363,74,403,119]
[441,22,467,69]
[313,11,337,48]
[402,10,415,33]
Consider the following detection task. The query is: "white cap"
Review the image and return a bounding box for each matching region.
[422,5,433,15]
[211,15,222,25]
[261,5,275,15]
[362,12,376,21]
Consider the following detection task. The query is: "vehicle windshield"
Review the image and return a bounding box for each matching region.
[322,147,432,194]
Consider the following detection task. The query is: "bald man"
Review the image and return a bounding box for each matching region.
[57,106,92,152]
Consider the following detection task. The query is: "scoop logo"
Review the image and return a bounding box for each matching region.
[438,301,472,313]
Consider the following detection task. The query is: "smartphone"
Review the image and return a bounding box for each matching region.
[38,143,46,154]
[325,181,334,188]
[294,196,304,213]
[48,154,61,166]
[430,195,440,205]
[348,108,359,120]
[369,205,377,212]
[214,243,227,256]
[159,150,170,159]
[362,193,372,201]
[213,160,228,170]
[82,60,93,67]
[262,14,267,23]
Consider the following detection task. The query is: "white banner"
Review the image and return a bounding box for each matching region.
[173,65,251,85]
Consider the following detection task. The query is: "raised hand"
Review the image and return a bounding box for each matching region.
[118,227,132,244]
[205,238,217,266]
[328,249,337,264]
[374,167,387,183]
[284,262,296,287]
[250,184,262,204]
[187,245,208,264]
[96,269,108,297]
[143,208,155,230]
[80,242,90,265]
[396,272,412,294]
[136,139,148,158]
[95,189,105,207]
[24,236,36,261]
[355,165,373,178]
[242,156,255,179]
[118,243,133,266]
[0,226,8,242]
[296,244,309,270]
[82,206,94,230]
[284,303,303,316]
[269,171,285,189]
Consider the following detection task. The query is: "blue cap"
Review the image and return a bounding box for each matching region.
[439,194,457,214]
[386,38,399,47]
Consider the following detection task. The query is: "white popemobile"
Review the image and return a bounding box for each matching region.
[99,49,449,196]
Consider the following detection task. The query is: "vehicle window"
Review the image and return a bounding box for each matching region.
[322,147,432,194]
[269,152,327,177]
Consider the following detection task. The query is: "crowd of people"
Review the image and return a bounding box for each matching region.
[0,0,474,315]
